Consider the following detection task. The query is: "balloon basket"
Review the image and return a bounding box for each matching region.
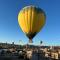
[29,39,33,43]
[28,39,33,45]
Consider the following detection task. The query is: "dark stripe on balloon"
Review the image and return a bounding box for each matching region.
[26,7,28,33]
[30,6,32,32]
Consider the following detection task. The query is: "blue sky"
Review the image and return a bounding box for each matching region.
[0,0,60,46]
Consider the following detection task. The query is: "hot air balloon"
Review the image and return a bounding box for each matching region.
[18,6,46,43]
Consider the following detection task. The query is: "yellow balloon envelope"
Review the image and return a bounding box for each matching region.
[18,6,46,43]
